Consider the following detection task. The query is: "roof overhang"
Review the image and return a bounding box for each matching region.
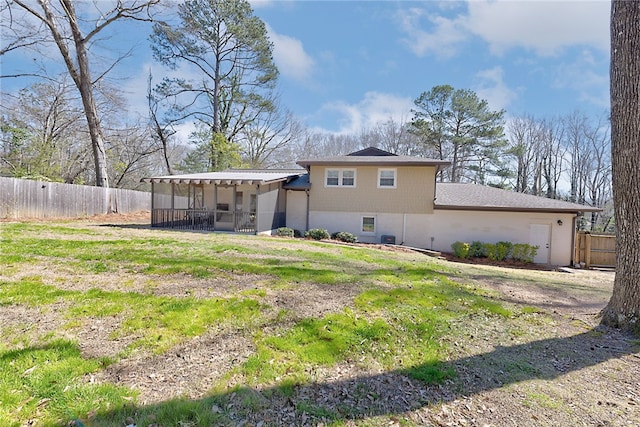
[434,204,602,214]
[141,170,306,186]
[297,156,450,169]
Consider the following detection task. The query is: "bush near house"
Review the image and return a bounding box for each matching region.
[451,240,538,263]
[305,228,330,240]
[331,231,358,243]
[511,243,539,263]
[469,240,486,258]
[277,227,294,237]
[451,241,471,258]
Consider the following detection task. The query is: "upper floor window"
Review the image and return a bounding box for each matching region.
[325,168,356,187]
[378,168,397,188]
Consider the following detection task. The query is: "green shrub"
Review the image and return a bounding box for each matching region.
[468,240,486,257]
[277,227,294,237]
[331,231,358,243]
[305,228,330,240]
[483,243,497,260]
[512,243,539,263]
[495,241,513,261]
[451,241,470,259]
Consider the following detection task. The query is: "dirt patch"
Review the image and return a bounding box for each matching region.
[1,215,638,426]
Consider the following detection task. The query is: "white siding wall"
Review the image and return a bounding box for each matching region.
[307,209,577,266]
[425,210,576,266]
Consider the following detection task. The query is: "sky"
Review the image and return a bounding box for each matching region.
[1,0,611,137]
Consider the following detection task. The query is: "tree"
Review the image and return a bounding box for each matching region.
[151,0,278,170]
[147,72,178,175]
[0,78,91,183]
[601,0,640,333]
[177,125,242,173]
[537,118,565,199]
[410,85,506,183]
[240,109,303,168]
[506,116,543,193]
[7,0,159,187]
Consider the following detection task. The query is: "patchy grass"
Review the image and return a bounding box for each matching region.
[0,220,630,427]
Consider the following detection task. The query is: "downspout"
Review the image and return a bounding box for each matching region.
[171,182,175,228]
[256,184,261,234]
[571,214,578,267]
[213,184,218,230]
[305,166,311,231]
[402,213,406,245]
[305,189,310,231]
[232,184,237,231]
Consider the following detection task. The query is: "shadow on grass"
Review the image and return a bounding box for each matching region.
[89,327,639,426]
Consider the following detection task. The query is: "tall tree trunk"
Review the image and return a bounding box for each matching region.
[601,0,640,333]
[60,0,109,188]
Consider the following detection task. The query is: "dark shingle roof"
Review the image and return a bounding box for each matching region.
[282,174,310,190]
[435,183,601,213]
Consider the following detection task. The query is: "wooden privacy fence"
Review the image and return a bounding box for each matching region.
[0,177,151,219]
[574,231,616,269]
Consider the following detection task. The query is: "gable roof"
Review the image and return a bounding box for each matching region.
[141,169,305,185]
[347,147,397,156]
[435,183,601,213]
[297,147,450,168]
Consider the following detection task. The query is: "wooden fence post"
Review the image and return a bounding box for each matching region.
[584,233,592,269]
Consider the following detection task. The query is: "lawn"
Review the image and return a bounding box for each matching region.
[0,217,637,426]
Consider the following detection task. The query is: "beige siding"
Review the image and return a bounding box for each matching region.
[308,165,436,214]
[286,190,308,231]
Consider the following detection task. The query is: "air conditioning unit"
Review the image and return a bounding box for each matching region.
[381,235,396,244]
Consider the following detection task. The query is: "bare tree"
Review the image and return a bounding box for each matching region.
[7,0,159,187]
[0,77,92,182]
[601,0,640,332]
[506,116,544,193]
[240,109,303,168]
[529,118,565,198]
[147,72,178,175]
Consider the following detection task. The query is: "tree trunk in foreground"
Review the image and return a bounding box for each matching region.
[600,0,640,333]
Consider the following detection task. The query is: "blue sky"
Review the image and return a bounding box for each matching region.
[254,0,610,134]
[1,1,611,136]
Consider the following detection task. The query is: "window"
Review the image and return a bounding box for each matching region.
[378,168,396,188]
[325,168,356,187]
[326,169,339,186]
[342,170,355,186]
[362,216,375,233]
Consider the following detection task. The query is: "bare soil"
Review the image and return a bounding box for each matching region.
[2,212,638,426]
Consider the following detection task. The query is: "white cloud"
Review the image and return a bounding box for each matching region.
[474,67,518,111]
[317,92,413,135]
[396,8,467,58]
[553,50,609,108]
[396,0,609,58]
[463,0,610,56]
[266,24,315,82]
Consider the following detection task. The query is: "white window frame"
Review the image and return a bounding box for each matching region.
[325,168,357,187]
[378,168,397,188]
[361,216,376,234]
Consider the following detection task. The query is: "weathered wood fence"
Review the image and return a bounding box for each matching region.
[574,231,616,269]
[0,177,150,219]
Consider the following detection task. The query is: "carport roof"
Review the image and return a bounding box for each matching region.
[435,183,601,213]
[141,169,306,185]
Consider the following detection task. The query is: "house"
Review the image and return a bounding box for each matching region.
[142,147,600,265]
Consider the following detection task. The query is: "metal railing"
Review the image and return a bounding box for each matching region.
[151,209,257,233]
